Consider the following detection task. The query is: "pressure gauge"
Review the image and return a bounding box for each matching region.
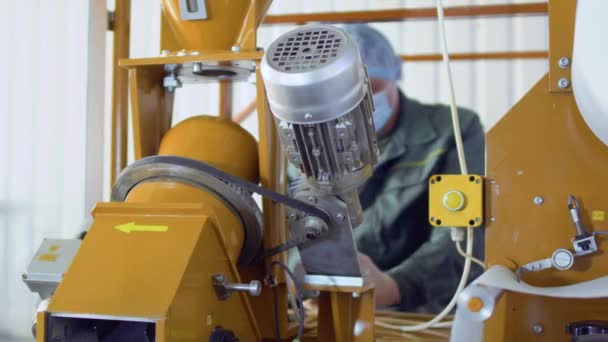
[551,248,575,271]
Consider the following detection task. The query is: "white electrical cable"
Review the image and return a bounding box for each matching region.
[456,241,485,268]
[375,0,475,332]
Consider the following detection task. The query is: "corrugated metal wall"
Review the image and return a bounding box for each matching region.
[0,0,548,338]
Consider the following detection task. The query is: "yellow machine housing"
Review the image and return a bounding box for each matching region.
[41,118,264,341]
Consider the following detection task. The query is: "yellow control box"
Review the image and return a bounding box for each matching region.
[429,174,484,227]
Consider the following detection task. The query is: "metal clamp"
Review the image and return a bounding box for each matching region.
[568,195,599,255]
[212,274,261,301]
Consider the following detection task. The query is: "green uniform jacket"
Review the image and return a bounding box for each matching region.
[355,92,485,313]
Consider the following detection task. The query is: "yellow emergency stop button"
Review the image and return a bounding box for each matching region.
[443,190,465,211]
[467,296,484,313]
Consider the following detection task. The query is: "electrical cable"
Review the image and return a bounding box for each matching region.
[374,0,475,332]
[456,241,485,268]
[270,261,305,342]
[374,227,473,332]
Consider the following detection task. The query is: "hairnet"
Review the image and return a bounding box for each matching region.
[342,24,402,81]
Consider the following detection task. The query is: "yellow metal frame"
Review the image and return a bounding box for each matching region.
[485,0,608,340]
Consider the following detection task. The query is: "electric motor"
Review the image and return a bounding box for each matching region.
[261,25,379,195]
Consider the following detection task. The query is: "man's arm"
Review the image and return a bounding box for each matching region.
[385,111,486,312]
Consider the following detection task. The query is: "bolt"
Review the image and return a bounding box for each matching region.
[288,213,297,220]
[305,229,320,240]
[336,213,345,221]
[558,57,570,69]
[231,45,241,53]
[491,216,496,222]
[161,49,170,56]
[534,196,544,205]
[307,196,317,204]
[248,280,262,296]
[533,324,543,334]
[304,113,313,120]
[177,49,187,56]
[558,78,570,89]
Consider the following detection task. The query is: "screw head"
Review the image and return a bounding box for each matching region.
[336,213,345,221]
[161,49,170,56]
[533,324,544,334]
[558,57,570,68]
[307,196,316,204]
[558,78,570,89]
[192,62,203,74]
[21,273,27,280]
[534,196,544,205]
[304,113,313,120]
[231,45,241,53]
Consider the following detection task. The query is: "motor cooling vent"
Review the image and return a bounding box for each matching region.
[267,27,345,72]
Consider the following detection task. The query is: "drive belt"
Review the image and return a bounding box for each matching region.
[112,156,331,262]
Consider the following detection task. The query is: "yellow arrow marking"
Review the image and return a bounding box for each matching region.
[114,222,169,234]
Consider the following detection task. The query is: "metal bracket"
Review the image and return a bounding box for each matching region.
[107,10,115,31]
[179,0,208,20]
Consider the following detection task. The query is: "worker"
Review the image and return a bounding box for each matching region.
[342,24,486,312]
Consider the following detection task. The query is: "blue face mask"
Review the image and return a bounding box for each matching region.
[372,91,393,133]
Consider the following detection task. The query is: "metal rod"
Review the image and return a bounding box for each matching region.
[219,80,233,119]
[110,0,131,185]
[234,99,257,123]
[263,3,548,25]
[233,50,547,125]
[401,50,548,62]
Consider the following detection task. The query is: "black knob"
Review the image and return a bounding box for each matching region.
[209,328,239,342]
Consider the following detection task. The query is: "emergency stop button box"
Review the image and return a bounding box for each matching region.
[429,174,484,227]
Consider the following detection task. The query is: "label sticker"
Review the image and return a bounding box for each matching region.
[592,211,605,221]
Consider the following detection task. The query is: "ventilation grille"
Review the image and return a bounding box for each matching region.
[268,28,344,72]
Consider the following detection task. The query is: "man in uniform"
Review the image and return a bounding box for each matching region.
[342,24,486,312]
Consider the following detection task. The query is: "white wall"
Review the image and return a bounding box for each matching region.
[0,0,106,338]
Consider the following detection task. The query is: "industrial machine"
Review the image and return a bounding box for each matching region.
[21,0,608,341]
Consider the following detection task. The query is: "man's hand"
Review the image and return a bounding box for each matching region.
[358,253,401,308]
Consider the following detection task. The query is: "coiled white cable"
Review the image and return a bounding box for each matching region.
[375,0,475,332]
